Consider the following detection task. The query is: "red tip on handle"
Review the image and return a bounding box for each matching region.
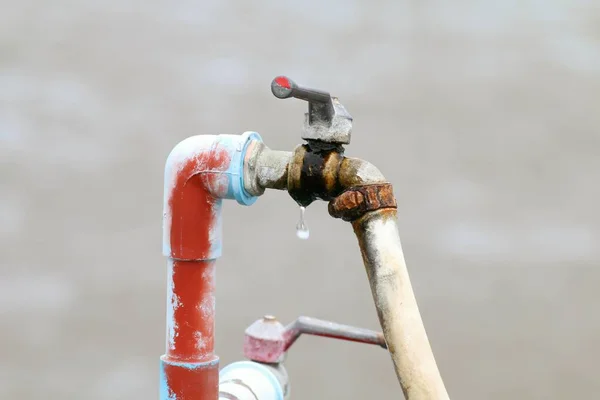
[274,76,291,89]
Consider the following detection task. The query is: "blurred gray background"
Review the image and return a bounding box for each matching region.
[1,1,599,399]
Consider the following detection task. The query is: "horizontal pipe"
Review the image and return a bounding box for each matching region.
[256,148,292,191]
[352,210,450,400]
[246,142,386,197]
[243,141,292,195]
[162,132,262,400]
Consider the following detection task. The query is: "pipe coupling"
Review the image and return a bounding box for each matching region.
[287,142,344,207]
[328,183,397,222]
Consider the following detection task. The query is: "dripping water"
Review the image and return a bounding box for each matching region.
[296,206,310,240]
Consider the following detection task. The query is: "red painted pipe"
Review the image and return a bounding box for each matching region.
[162,260,218,399]
[160,133,260,400]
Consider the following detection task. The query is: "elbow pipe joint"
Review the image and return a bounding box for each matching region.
[161,131,264,400]
[163,131,262,260]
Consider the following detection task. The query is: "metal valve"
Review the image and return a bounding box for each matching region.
[271,76,353,145]
[243,315,387,364]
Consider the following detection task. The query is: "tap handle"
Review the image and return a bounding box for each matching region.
[243,315,386,364]
[271,75,334,126]
[271,76,331,104]
[270,76,353,145]
[283,316,387,351]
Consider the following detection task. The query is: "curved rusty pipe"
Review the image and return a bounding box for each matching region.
[245,140,450,400]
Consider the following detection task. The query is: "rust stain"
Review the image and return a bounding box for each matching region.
[287,141,345,207]
[329,183,397,221]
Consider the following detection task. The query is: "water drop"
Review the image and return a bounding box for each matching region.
[296,206,310,240]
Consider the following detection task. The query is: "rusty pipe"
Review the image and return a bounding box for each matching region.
[245,140,450,399]
[244,141,386,197]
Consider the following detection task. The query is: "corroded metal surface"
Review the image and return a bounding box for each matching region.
[286,141,345,207]
[247,77,450,398]
[329,183,397,222]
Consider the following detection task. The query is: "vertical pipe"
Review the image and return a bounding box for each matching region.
[166,259,216,361]
[161,132,261,400]
[352,210,450,400]
[161,260,218,400]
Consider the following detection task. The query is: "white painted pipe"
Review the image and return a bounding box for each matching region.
[219,361,285,400]
[353,212,450,399]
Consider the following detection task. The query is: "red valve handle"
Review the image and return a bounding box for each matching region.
[243,315,386,363]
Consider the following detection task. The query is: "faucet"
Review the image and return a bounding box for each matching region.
[160,76,450,400]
